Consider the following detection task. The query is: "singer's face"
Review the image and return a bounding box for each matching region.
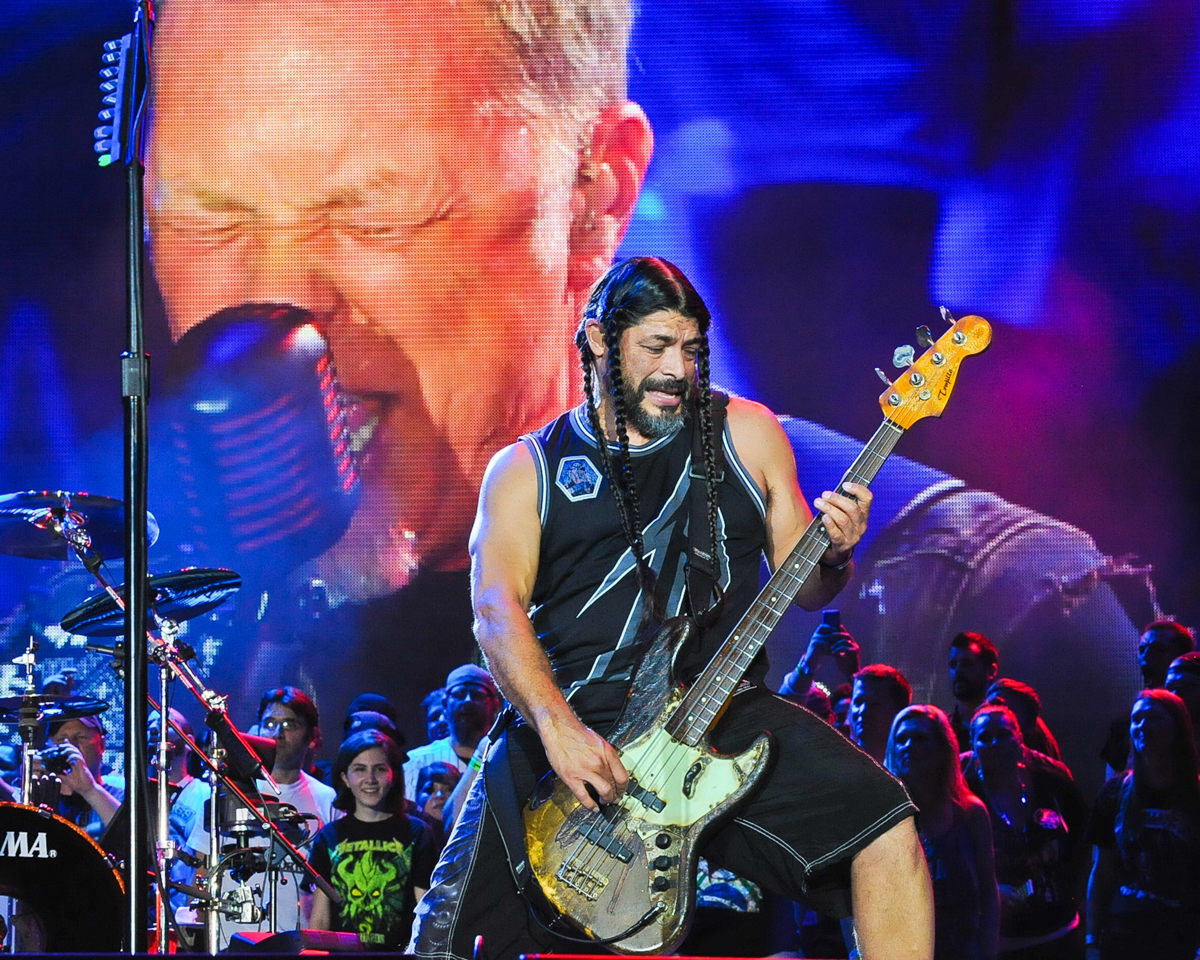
[147,0,639,599]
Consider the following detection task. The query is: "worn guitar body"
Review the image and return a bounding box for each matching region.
[523,617,771,955]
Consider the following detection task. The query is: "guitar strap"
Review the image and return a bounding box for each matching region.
[484,393,731,939]
[686,391,728,630]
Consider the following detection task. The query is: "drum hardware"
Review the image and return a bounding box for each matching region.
[0,490,159,562]
[60,567,243,637]
[0,492,340,951]
[0,802,125,951]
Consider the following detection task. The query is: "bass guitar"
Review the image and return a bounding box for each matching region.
[523,311,992,953]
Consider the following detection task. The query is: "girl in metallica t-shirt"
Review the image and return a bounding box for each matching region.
[1086,690,1200,960]
[310,730,436,951]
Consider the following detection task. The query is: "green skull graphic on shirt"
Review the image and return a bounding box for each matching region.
[331,839,412,947]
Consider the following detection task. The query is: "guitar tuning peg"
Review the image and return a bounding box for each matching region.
[892,344,915,369]
[916,325,934,348]
[940,306,956,325]
[875,367,892,387]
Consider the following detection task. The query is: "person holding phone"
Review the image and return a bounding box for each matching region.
[779,609,863,700]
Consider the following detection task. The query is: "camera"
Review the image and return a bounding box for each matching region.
[39,743,76,776]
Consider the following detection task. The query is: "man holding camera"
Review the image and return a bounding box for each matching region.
[42,715,124,841]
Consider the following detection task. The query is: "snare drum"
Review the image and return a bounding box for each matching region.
[0,802,124,951]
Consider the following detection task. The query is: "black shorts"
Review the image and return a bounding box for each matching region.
[409,686,915,959]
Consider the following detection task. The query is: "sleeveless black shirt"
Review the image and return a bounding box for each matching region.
[522,402,769,729]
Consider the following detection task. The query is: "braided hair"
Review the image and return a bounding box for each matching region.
[576,257,722,626]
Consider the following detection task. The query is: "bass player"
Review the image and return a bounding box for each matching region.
[410,257,933,959]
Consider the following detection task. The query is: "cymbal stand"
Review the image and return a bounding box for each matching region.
[145,695,343,952]
[46,521,172,952]
[49,525,341,952]
[151,620,178,951]
[13,638,43,803]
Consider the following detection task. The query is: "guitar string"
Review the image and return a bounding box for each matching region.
[553,395,920,914]
[556,423,895,894]
[571,355,966,934]
[605,417,901,833]
[632,420,900,792]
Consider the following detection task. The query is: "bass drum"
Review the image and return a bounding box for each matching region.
[0,803,124,952]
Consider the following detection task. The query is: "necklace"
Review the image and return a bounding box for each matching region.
[984,768,1027,828]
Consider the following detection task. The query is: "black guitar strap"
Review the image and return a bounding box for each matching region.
[686,391,728,630]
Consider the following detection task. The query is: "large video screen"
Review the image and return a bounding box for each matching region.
[1,0,1196,794]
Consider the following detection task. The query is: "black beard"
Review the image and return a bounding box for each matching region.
[612,374,693,439]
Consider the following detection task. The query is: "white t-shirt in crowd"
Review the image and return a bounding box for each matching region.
[402,738,468,802]
[183,770,340,943]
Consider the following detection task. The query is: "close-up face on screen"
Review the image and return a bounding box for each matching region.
[147,0,630,600]
[0,0,1197,791]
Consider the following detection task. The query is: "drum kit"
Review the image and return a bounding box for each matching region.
[0,491,341,953]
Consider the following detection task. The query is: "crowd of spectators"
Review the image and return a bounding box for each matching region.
[56,611,1195,956]
[778,615,1200,960]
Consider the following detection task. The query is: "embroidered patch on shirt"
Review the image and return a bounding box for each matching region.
[556,455,603,502]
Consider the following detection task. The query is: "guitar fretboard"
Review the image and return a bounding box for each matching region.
[665,418,906,747]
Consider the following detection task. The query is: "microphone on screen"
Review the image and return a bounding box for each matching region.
[161,303,361,572]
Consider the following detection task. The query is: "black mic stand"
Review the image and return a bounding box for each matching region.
[94,1,153,950]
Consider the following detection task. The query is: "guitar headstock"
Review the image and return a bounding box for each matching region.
[877,311,991,429]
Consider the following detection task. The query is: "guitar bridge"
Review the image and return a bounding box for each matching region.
[555,862,608,901]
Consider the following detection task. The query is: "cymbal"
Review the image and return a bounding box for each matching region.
[60,567,242,637]
[0,693,109,724]
[0,491,159,561]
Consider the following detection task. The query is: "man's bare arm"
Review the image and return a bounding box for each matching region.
[470,443,628,810]
[726,398,871,611]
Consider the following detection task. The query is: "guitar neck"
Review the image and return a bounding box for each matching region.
[666,418,907,746]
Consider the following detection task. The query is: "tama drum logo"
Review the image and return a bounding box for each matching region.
[0,832,55,858]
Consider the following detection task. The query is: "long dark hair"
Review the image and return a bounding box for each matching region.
[331,729,407,816]
[576,257,721,625]
[1116,689,1200,856]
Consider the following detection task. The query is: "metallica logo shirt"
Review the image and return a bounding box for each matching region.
[310,813,436,950]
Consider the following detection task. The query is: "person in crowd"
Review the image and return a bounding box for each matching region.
[148,708,206,845]
[1164,651,1200,747]
[886,704,1000,960]
[421,689,449,745]
[966,705,1088,959]
[347,710,402,743]
[1137,621,1196,689]
[1086,689,1200,960]
[849,663,912,762]
[803,682,836,725]
[344,693,401,735]
[414,762,460,826]
[310,730,437,950]
[414,761,462,850]
[43,715,123,840]
[402,664,500,801]
[148,708,207,913]
[185,686,339,932]
[987,678,1064,763]
[830,682,853,738]
[307,693,406,785]
[256,686,339,824]
[1101,620,1196,777]
[950,631,1002,751]
[778,613,861,699]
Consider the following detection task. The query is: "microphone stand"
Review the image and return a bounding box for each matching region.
[94,0,155,950]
